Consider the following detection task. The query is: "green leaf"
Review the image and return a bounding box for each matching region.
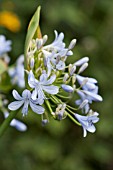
[0,59,7,75]
[24,6,41,69]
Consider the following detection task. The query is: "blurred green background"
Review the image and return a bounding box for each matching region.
[0,0,113,170]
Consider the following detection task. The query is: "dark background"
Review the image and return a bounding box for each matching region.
[0,0,113,170]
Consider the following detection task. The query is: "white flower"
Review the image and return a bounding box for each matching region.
[28,70,59,104]
[8,89,44,116]
[75,111,99,137]
[8,55,25,88]
[0,35,12,56]
[3,111,27,132]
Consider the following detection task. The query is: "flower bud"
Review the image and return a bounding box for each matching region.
[68,39,77,50]
[78,63,88,74]
[30,58,35,69]
[74,57,89,66]
[63,73,69,82]
[61,84,74,93]
[43,35,48,45]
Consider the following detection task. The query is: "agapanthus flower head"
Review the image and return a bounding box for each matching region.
[6,14,102,137]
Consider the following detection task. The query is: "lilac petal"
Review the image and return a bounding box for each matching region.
[31,89,38,100]
[39,73,48,83]
[86,124,96,133]
[21,100,29,116]
[42,85,59,94]
[44,75,56,85]
[83,127,87,137]
[76,75,97,84]
[37,87,45,104]
[12,90,23,100]
[83,90,103,102]
[10,119,27,131]
[56,61,65,70]
[30,101,44,114]
[8,101,24,111]
[22,89,31,98]
[28,70,36,88]
[75,99,82,105]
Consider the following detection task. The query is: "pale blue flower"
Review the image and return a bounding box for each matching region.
[8,55,25,88]
[8,89,44,116]
[75,111,99,137]
[3,111,27,131]
[28,70,59,104]
[0,35,12,56]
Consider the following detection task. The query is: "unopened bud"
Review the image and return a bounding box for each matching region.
[61,84,74,93]
[70,65,76,76]
[43,35,48,45]
[42,119,48,126]
[30,58,35,69]
[74,57,89,66]
[78,99,88,109]
[78,63,88,74]
[63,73,69,82]
[72,75,76,84]
[68,39,77,50]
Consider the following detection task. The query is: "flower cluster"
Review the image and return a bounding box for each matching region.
[6,30,103,137]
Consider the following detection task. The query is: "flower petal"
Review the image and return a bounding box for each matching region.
[28,70,36,88]
[22,89,31,98]
[31,89,38,100]
[83,90,103,102]
[86,124,96,133]
[44,75,56,85]
[12,90,23,100]
[56,61,65,70]
[42,85,59,94]
[8,101,24,111]
[21,100,29,116]
[30,101,44,114]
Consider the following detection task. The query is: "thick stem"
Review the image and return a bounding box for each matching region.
[0,110,17,137]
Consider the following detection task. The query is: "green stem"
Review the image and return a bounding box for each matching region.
[45,99,53,114]
[0,110,18,137]
[66,111,81,126]
[56,94,70,99]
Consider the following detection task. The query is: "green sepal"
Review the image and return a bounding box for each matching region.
[24,6,41,69]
